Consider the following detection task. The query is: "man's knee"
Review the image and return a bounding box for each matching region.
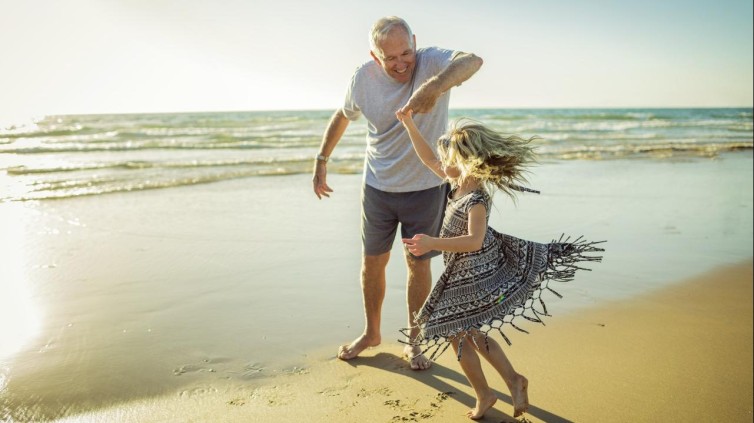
[363,251,390,266]
[362,252,390,278]
[405,251,431,274]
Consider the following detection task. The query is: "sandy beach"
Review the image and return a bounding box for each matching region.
[50,260,751,423]
[1,153,752,422]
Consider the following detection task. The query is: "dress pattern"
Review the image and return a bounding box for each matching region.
[402,188,604,360]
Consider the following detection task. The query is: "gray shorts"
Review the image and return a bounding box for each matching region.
[361,183,449,259]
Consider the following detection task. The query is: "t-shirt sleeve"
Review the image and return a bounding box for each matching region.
[465,191,489,214]
[421,47,456,75]
[341,70,362,121]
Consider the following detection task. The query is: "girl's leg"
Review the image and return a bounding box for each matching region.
[451,335,498,420]
[467,331,529,418]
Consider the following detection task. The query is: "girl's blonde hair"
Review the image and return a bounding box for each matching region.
[437,119,538,199]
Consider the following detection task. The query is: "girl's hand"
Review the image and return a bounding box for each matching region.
[401,233,434,256]
[395,109,414,126]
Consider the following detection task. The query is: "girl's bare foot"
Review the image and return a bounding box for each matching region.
[403,344,432,370]
[512,375,529,417]
[467,390,497,420]
[337,333,380,360]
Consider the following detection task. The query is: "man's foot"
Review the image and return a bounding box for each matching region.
[467,390,497,420]
[337,334,380,360]
[511,375,529,418]
[403,344,431,370]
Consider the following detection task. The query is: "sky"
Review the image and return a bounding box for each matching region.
[0,0,752,118]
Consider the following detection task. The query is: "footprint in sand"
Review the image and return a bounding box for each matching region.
[174,364,210,376]
[384,399,402,408]
[250,385,295,406]
[239,362,265,378]
[384,398,419,412]
[281,365,309,375]
[435,391,454,401]
[390,410,435,422]
[357,387,393,398]
[387,391,455,421]
[318,381,352,397]
[227,398,246,406]
[173,357,232,376]
[178,386,218,398]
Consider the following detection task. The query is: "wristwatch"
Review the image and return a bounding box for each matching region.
[316,154,329,162]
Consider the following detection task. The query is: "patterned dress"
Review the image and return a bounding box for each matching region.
[403,187,604,360]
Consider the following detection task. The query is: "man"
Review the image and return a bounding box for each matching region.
[312,16,482,370]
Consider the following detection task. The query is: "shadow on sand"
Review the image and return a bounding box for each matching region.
[344,351,574,423]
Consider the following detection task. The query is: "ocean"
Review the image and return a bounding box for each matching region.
[0,108,751,202]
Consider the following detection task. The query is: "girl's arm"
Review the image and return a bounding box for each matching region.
[402,204,487,255]
[395,110,447,179]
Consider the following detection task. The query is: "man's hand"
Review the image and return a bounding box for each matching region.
[400,81,441,115]
[402,234,435,256]
[312,161,333,199]
[400,52,483,116]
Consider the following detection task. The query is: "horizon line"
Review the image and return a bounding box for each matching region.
[21,105,754,118]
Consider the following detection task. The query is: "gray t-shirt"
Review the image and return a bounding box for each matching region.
[342,47,455,192]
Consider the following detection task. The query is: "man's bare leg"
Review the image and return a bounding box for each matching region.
[338,252,390,360]
[403,252,432,370]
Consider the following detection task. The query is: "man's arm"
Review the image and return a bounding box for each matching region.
[402,52,483,114]
[313,109,350,199]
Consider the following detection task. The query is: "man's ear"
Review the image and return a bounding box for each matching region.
[370,50,382,66]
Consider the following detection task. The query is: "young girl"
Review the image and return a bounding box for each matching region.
[395,110,604,420]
